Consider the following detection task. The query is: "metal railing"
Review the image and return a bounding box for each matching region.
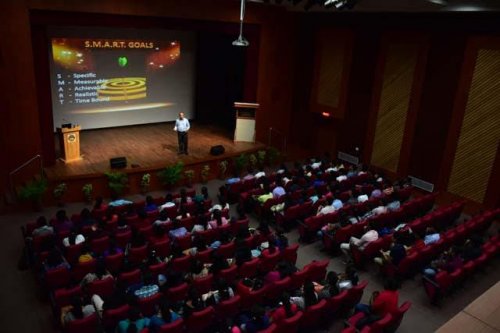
[8,154,44,193]
[268,127,287,153]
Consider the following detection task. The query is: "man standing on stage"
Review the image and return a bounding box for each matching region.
[174,112,190,155]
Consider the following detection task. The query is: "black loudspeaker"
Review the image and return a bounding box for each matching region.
[110,156,127,169]
[210,145,225,156]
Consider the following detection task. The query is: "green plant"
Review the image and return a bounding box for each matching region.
[140,173,151,187]
[248,154,258,170]
[184,169,195,187]
[53,182,67,200]
[105,171,129,197]
[201,165,210,183]
[219,160,229,179]
[234,153,249,175]
[257,150,267,166]
[18,178,48,202]
[82,184,93,202]
[267,147,281,166]
[157,161,184,187]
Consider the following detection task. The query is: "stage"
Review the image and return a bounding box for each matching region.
[44,122,266,201]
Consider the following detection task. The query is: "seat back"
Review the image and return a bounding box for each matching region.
[105,252,124,274]
[158,318,184,333]
[128,245,148,265]
[278,310,303,333]
[171,255,191,273]
[300,299,327,330]
[239,258,260,278]
[45,266,71,290]
[87,277,115,298]
[54,285,82,308]
[102,304,130,330]
[215,295,241,320]
[192,274,214,295]
[282,244,299,264]
[185,306,215,333]
[139,292,163,317]
[118,268,141,287]
[166,282,189,303]
[65,313,99,333]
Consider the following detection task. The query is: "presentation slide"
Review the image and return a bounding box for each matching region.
[48,27,196,131]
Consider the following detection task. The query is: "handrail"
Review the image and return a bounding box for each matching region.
[9,154,43,192]
[268,127,287,153]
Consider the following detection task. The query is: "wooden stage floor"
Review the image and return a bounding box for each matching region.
[45,123,265,180]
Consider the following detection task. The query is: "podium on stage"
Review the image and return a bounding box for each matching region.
[58,125,82,163]
[234,102,259,143]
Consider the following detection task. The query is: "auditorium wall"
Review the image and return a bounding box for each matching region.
[290,12,500,206]
[0,0,297,202]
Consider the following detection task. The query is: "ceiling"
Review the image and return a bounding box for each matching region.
[247,0,500,12]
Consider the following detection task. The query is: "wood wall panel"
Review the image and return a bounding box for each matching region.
[310,29,352,118]
[447,49,500,203]
[370,43,419,172]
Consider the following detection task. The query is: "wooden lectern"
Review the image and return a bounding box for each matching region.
[234,102,259,143]
[58,125,82,163]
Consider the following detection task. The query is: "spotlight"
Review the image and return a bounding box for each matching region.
[426,0,447,5]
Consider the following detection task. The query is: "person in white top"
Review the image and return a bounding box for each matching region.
[340,224,379,260]
[63,228,85,247]
[173,112,190,155]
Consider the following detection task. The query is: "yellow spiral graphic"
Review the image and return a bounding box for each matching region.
[98,77,147,101]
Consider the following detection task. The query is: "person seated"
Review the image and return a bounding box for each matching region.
[81,259,112,287]
[30,216,54,238]
[340,224,379,260]
[177,188,192,205]
[341,263,359,288]
[144,195,158,212]
[103,237,123,257]
[239,305,271,333]
[353,278,399,329]
[234,239,253,267]
[462,234,483,261]
[44,248,70,271]
[62,227,85,247]
[148,298,181,333]
[116,306,150,333]
[209,253,230,275]
[92,279,128,317]
[174,202,190,219]
[79,208,97,227]
[168,219,188,240]
[182,287,205,319]
[203,278,235,305]
[370,189,382,198]
[78,244,94,264]
[187,258,210,280]
[316,197,337,216]
[290,280,319,310]
[269,292,299,325]
[255,191,273,205]
[129,228,147,248]
[357,193,369,203]
[159,193,176,212]
[254,167,266,179]
[374,233,407,266]
[191,234,208,253]
[108,197,134,208]
[133,272,160,299]
[60,296,95,327]
[208,209,228,230]
[386,193,401,212]
[153,209,171,227]
[423,227,440,245]
[316,271,340,299]
[150,224,168,244]
[93,196,108,211]
[272,183,286,199]
[54,209,73,233]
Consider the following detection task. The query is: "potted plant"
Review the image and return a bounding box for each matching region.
[105,171,129,199]
[140,173,151,194]
[248,154,258,172]
[234,153,249,176]
[201,164,210,184]
[53,182,67,206]
[18,178,48,211]
[82,184,93,204]
[157,161,184,189]
[267,147,281,166]
[257,150,267,168]
[184,170,195,188]
[219,160,229,180]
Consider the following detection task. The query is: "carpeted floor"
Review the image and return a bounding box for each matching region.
[0,178,498,333]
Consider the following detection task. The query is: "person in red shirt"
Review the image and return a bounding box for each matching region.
[354,278,399,329]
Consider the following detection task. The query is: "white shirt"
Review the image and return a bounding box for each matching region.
[352,230,379,250]
[174,118,190,132]
[318,205,336,216]
[159,202,176,212]
[357,194,369,203]
[336,175,347,182]
[255,171,266,179]
[63,234,85,247]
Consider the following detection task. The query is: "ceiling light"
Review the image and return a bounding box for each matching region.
[426,0,448,5]
[233,0,250,47]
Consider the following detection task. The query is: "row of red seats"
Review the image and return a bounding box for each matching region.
[349,200,466,268]
[342,301,412,333]
[381,207,498,280]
